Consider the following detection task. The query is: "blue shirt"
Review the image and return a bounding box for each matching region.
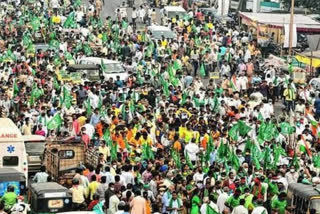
[90,113,100,126]
[315,98,320,113]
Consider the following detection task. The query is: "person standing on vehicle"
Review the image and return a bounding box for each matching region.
[32,166,49,183]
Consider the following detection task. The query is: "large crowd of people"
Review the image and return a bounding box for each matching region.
[0,0,320,213]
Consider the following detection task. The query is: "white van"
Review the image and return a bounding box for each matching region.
[162,6,187,19]
[79,57,128,81]
[22,135,46,174]
[0,118,28,183]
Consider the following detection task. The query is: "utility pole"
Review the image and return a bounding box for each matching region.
[288,0,295,55]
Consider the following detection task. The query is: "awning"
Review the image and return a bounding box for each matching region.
[296,51,320,68]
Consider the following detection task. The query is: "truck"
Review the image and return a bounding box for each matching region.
[0,118,28,184]
[44,138,100,187]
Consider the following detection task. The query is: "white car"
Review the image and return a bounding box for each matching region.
[79,57,128,81]
[148,25,177,40]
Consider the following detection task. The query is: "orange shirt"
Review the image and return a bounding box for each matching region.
[127,129,134,141]
[130,138,141,147]
[173,140,182,151]
[112,134,125,150]
[96,122,103,138]
[201,135,208,150]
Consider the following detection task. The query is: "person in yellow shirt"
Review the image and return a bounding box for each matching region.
[98,141,110,161]
[283,85,296,112]
[78,112,87,127]
[111,104,120,116]
[88,175,100,200]
[161,36,168,48]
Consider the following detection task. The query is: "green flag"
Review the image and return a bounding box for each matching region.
[280,122,294,135]
[63,12,76,28]
[199,63,206,77]
[257,112,264,121]
[31,16,40,31]
[237,120,252,136]
[185,152,193,169]
[63,86,72,109]
[171,149,181,168]
[230,149,240,171]
[122,20,128,29]
[205,136,214,161]
[47,113,62,130]
[180,91,188,106]
[206,204,219,214]
[173,60,181,70]
[111,142,118,161]
[13,79,19,97]
[86,98,92,117]
[228,124,239,141]
[83,43,93,55]
[49,39,60,49]
[142,143,154,160]
[53,77,60,90]
[313,154,320,168]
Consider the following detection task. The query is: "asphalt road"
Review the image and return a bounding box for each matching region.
[81,0,285,116]
[83,0,146,20]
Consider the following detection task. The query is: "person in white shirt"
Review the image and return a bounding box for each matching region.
[251,200,268,214]
[166,191,183,214]
[121,165,135,186]
[103,166,115,185]
[132,7,137,26]
[217,187,229,214]
[108,191,121,214]
[138,6,146,23]
[232,199,248,214]
[200,196,219,214]
[193,167,205,188]
[184,139,200,162]
[285,166,299,184]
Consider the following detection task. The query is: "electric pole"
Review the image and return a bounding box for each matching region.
[289,0,295,55]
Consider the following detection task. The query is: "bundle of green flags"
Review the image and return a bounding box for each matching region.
[228,120,252,141]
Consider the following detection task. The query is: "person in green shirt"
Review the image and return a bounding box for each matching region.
[271,192,287,214]
[240,188,254,210]
[225,189,241,210]
[190,188,201,214]
[0,185,17,211]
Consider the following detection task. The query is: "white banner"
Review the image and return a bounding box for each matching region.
[284,24,297,48]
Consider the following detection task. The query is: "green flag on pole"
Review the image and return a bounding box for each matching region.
[199,63,206,77]
[13,79,19,97]
[63,86,72,109]
[47,113,62,130]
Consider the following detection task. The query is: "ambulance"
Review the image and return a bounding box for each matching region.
[0,118,28,182]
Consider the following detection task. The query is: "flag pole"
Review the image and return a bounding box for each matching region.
[288,0,295,56]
